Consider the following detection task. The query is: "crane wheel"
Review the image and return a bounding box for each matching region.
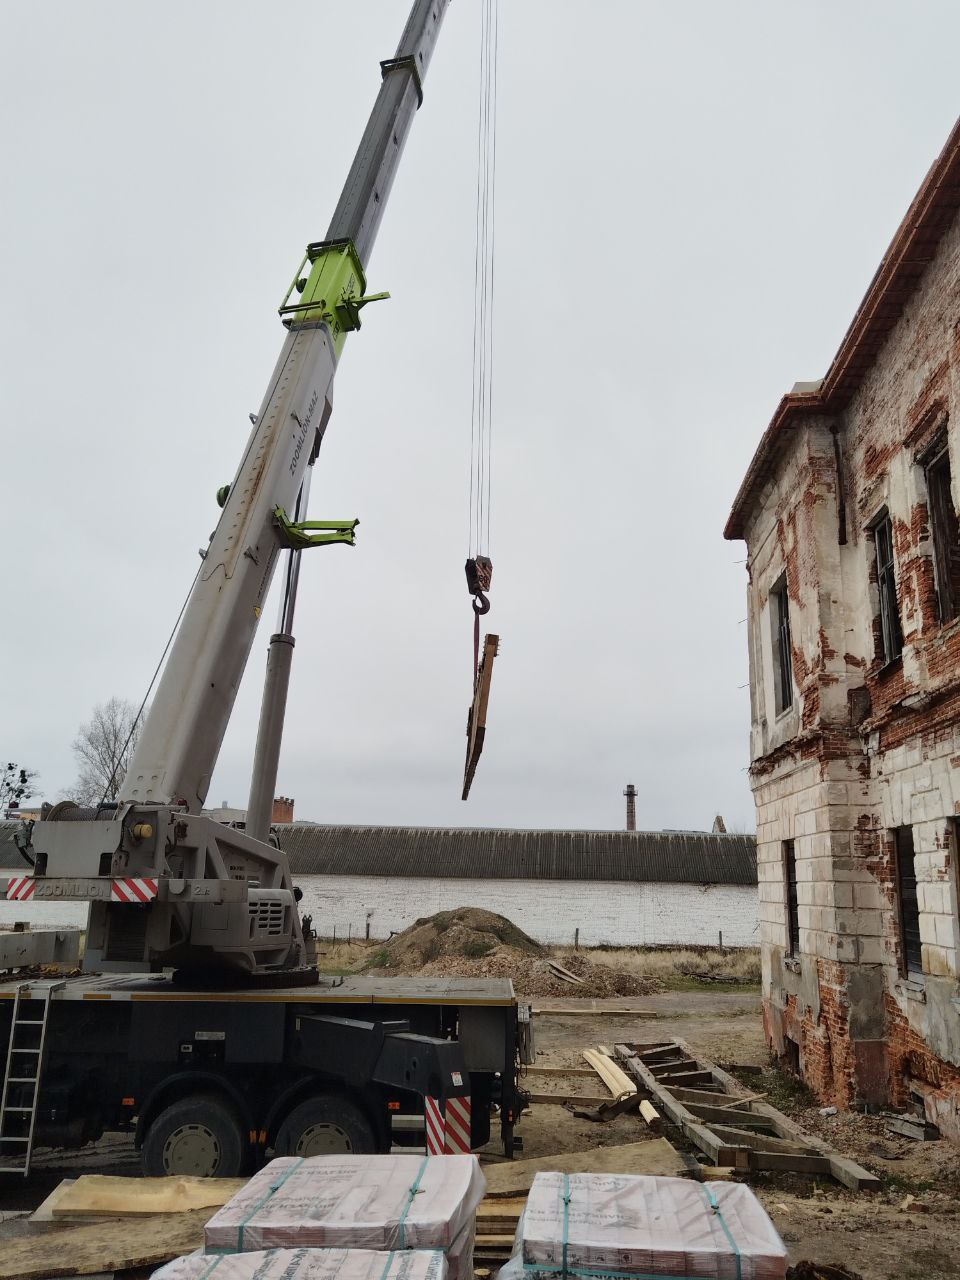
[142,1093,246,1177]
[274,1094,376,1156]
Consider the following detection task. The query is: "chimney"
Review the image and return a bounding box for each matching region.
[712,814,727,833]
[623,784,637,832]
[272,796,294,824]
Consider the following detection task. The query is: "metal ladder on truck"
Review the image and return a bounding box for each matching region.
[0,981,62,1175]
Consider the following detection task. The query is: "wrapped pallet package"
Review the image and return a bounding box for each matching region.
[204,1155,485,1280]
[505,1172,786,1280]
[153,1247,447,1280]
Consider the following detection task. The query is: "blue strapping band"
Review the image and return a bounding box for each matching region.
[561,1173,571,1278]
[378,1250,397,1280]
[517,1176,744,1280]
[701,1185,742,1280]
[237,1156,305,1251]
[397,1155,430,1248]
[197,1255,226,1280]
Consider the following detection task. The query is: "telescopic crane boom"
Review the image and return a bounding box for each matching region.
[9,0,452,982]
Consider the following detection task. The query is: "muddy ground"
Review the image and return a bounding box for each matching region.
[508,992,960,1280]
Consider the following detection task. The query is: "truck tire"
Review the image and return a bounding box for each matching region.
[275,1095,376,1156]
[142,1093,246,1177]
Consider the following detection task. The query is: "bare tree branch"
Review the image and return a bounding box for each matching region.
[71,698,147,805]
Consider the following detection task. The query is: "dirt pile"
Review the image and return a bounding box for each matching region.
[366,908,657,999]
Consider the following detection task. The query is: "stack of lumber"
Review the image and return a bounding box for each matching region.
[204,1155,485,1280]
[507,1171,787,1280]
[583,1044,661,1128]
[154,1247,448,1280]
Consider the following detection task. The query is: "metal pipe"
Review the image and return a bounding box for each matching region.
[246,469,314,842]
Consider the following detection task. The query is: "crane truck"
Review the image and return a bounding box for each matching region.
[0,0,532,1177]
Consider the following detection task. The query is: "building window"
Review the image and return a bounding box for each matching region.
[784,839,799,955]
[926,447,960,624]
[873,514,903,664]
[895,826,922,976]
[770,574,793,715]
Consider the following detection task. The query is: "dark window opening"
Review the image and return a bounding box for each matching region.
[874,514,903,664]
[926,448,960,624]
[784,839,799,955]
[770,574,793,714]
[896,826,922,976]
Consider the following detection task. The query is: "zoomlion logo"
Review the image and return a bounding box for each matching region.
[289,389,319,477]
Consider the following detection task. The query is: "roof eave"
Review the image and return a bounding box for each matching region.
[725,115,960,542]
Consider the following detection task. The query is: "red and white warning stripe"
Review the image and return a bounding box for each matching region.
[5,875,35,901]
[110,877,159,903]
[424,1095,473,1155]
[443,1095,472,1154]
[425,1096,445,1155]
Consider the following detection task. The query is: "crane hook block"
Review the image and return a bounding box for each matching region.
[273,507,359,551]
[465,556,493,596]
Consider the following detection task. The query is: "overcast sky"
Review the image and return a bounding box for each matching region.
[3,2,958,834]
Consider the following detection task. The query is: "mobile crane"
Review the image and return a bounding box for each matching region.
[0,0,532,1176]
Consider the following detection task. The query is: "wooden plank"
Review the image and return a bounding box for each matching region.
[653,1069,717,1088]
[684,1103,778,1133]
[717,1150,833,1175]
[548,961,585,985]
[639,1099,661,1129]
[0,1208,209,1278]
[614,1048,729,1166]
[710,1125,813,1155]
[462,633,499,800]
[481,1138,685,1197]
[52,1174,247,1218]
[635,1044,683,1063]
[667,1037,881,1192]
[648,1058,698,1074]
[531,1007,659,1018]
[523,1066,597,1078]
[583,1048,637,1099]
[670,1086,752,1107]
[527,1092,612,1106]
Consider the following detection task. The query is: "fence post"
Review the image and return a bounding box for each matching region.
[574,927,579,951]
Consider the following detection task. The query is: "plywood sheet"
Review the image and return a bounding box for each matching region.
[0,1208,209,1279]
[53,1173,247,1217]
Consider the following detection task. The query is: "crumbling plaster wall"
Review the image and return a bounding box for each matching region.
[743,207,960,1132]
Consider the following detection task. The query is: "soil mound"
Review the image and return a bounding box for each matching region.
[366,907,657,999]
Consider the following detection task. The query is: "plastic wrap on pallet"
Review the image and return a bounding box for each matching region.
[203,1156,485,1280]
[508,1172,786,1280]
[152,1247,448,1280]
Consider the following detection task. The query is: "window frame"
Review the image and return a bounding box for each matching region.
[783,839,800,956]
[894,826,923,978]
[925,443,960,625]
[769,573,794,716]
[871,511,904,665]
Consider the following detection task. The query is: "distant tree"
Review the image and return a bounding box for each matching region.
[71,698,146,805]
[1,762,38,817]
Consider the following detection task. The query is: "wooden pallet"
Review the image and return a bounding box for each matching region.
[614,1038,879,1191]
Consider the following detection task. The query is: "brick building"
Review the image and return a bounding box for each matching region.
[726,118,960,1136]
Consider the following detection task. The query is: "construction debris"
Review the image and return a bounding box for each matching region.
[370,909,655,999]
